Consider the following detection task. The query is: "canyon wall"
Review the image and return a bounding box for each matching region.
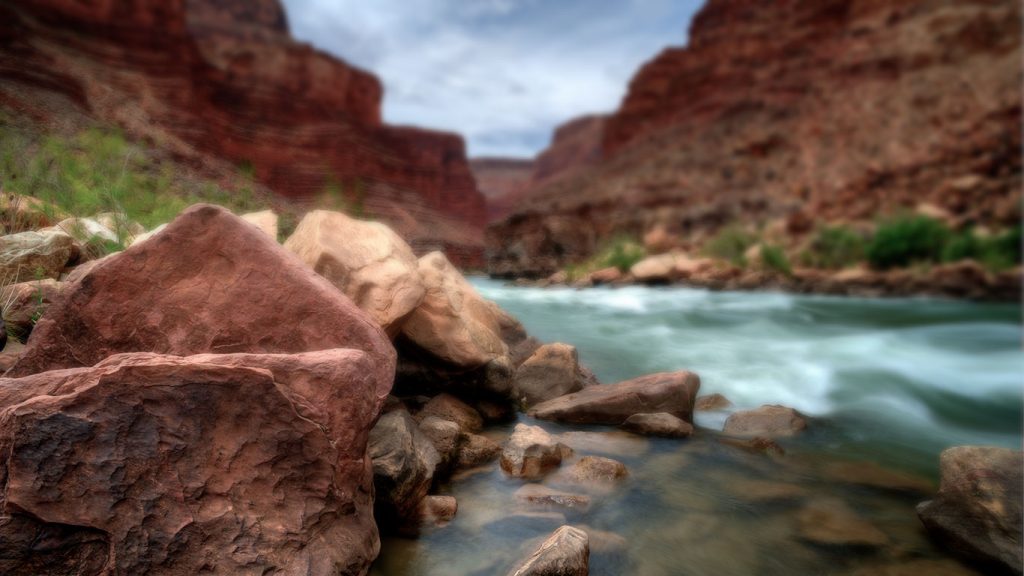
[487,0,1022,277]
[0,0,486,264]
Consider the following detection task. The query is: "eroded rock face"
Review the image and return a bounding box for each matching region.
[285,209,426,335]
[0,349,388,575]
[501,423,572,479]
[506,525,590,576]
[917,446,1023,575]
[529,371,700,425]
[513,343,596,408]
[723,405,807,437]
[368,409,441,532]
[2,0,487,264]
[9,204,396,385]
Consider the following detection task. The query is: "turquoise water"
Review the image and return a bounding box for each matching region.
[372,281,1022,575]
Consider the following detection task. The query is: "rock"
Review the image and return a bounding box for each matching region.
[696,393,733,411]
[475,398,517,423]
[0,349,387,575]
[506,525,589,576]
[0,278,62,338]
[557,456,628,489]
[718,436,786,457]
[556,431,651,458]
[723,405,807,437]
[722,478,808,503]
[485,512,568,535]
[0,230,77,283]
[743,243,764,268]
[284,209,425,335]
[8,204,395,384]
[847,559,982,576]
[418,495,458,528]
[529,370,700,425]
[240,209,279,240]
[575,525,628,555]
[128,223,167,246]
[513,343,596,408]
[916,202,956,226]
[589,266,622,284]
[820,460,934,495]
[917,446,1023,575]
[797,498,889,548]
[368,409,441,531]
[501,423,573,479]
[455,433,502,470]
[620,412,694,438]
[630,252,683,283]
[417,393,484,434]
[643,225,677,254]
[47,217,119,258]
[515,484,592,512]
[0,339,23,371]
[418,416,462,471]
[94,212,146,239]
[0,193,65,231]
[402,251,507,367]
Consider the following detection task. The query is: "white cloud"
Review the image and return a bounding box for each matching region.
[281,0,704,157]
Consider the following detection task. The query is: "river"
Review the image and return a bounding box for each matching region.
[372,280,1022,575]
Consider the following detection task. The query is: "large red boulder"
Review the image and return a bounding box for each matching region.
[0,349,389,575]
[8,204,395,384]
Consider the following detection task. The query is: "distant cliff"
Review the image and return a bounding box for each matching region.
[487,0,1022,277]
[0,0,487,264]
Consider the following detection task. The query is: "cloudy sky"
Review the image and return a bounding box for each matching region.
[280,0,704,158]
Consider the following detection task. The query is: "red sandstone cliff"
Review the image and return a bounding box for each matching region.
[487,0,1022,277]
[0,0,487,264]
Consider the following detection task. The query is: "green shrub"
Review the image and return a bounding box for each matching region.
[805,226,866,269]
[867,215,950,270]
[760,244,791,275]
[943,226,1022,271]
[704,225,757,266]
[598,236,646,272]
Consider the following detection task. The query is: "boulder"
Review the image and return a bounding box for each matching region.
[47,217,119,258]
[417,393,484,434]
[589,266,622,284]
[506,525,589,576]
[284,210,425,334]
[401,251,507,367]
[797,498,889,547]
[501,423,573,479]
[723,405,807,437]
[917,446,1022,575]
[129,223,167,246]
[418,416,462,471]
[529,371,700,425]
[455,433,502,470]
[620,412,694,438]
[643,225,677,254]
[0,230,77,283]
[0,193,65,230]
[240,209,279,240]
[0,349,387,575]
[94,212,146,240]
[7,204,395,384]
[417,495,458,528]
[630,252,681,283]
[368,409,441,531]
[513,343,596,408]
[695,393,733,411]
[0,278,62,338]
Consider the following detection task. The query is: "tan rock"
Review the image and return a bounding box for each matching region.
[797,497,889,547]
[515,484,592,512]
[820,460,934,494]
[696,393,733,411]
[529,370,700,425]
[418,495,457,528]
[284,209,425,334]
[506,525,589,576]
[621,412,694,438]
[501,423,572,479]
[240,209,279,239]
[723,405,807,437]
[555,456,628,491]
[589,266,622,284]
[128,223,167,246]
[643,225,678,254]
[0,230,77,283]
[513,343,595,407]
[417,393,484,434]
[94,212,146,239]
[455,433,502,470]
[630,252,684,283]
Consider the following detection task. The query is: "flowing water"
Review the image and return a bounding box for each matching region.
[372,280,1022,575]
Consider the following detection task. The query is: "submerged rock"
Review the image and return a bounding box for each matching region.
[0,349,387,575]
[696,393,733,411]
[418,495,458,528]
[529,370,700,425]
[723,405,807,437]
[621,412,694,438]
[515,484,592,512]
[513,343,596,407]
[506,525,590,576]
[7,205,396,382]
[557,456,629,490]
[821,460,934,495]
[797,498,889,548]
[501,423,573,479]
[917,446,1023,575]
[284,209,425,335]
